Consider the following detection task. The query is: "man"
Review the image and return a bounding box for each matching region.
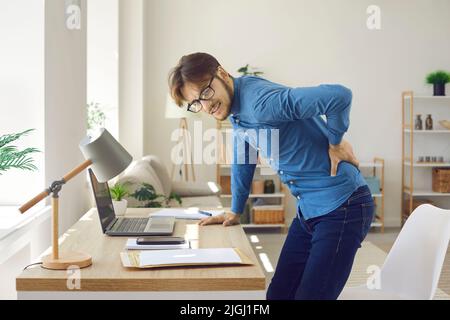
[168,52,375,300]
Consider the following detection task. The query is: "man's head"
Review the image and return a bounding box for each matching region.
[168,52,234,121]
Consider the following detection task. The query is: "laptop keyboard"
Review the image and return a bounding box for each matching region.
[115,218,149,233]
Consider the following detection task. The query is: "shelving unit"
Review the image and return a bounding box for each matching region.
[360,159,385,232]
[216,120,287,231]
[401,91,450,225]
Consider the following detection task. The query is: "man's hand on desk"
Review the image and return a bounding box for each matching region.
[198,212,240,227]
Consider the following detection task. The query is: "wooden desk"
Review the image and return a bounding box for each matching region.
[16,208,266,300]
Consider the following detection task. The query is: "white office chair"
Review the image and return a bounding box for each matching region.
[339,204,450,300]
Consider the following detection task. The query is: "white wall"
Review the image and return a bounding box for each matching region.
[142,0,450,227]
[0,0,45,206]
[87,0,119,138]
[0,0,89,233]
[119,0,145,160]
[45,0,89,232]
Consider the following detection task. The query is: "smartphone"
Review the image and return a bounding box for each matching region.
[136,236,185,245]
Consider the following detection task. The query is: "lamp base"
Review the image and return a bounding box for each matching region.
[41,251,92,270]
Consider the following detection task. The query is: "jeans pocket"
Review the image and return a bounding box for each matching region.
[348,191,372,206]
[361,202,375,240]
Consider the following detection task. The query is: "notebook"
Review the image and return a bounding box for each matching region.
[120,248,253,269]
[150,208,224,220]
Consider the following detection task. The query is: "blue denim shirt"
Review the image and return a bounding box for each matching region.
[229,76,367,220]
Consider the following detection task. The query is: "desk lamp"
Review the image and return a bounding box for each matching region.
[19,129,132,270]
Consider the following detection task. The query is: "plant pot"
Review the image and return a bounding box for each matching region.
[112,199,128,216]
[433,83,446,96]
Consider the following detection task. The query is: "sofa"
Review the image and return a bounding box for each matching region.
[116,155,222,209]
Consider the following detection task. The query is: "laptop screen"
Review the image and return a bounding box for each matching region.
[88,168,116,232]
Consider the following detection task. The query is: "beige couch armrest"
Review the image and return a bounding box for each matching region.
[171,181,221,197]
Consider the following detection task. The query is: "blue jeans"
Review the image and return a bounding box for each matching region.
[266,185,375,300]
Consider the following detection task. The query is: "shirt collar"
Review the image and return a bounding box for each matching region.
[230,77,241,116]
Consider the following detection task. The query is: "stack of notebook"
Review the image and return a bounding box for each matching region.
[120,248,253,269]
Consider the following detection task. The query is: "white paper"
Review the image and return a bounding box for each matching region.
[138,248,242,267]
[150,208,224,220]
[125,238,190,250]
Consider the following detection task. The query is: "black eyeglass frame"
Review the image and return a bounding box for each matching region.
[186,76,216,113]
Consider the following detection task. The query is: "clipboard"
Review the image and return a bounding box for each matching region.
[120,248,254,269]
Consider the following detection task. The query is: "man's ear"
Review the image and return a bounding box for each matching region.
[216,66,230,81]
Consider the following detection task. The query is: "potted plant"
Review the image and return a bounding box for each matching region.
[131,183,182,208]
[110,182,129,216]
[0,129,40,174]
[87,102,107,135]
[426,70,450,96]
[237,64,264,77]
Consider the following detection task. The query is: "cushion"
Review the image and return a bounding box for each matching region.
[142,155,172,198]
[171,181,221,197]
[116,160,165,208]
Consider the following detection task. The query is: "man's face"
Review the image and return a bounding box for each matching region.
[181,70,234,121]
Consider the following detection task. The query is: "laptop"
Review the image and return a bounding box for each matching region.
[88,168,175,236]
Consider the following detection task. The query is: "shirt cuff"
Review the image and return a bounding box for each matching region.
[231,196,247,215]
[328,132,344,146]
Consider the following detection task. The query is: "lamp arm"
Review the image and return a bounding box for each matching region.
[19,159,93,214]
[19,190,51,214]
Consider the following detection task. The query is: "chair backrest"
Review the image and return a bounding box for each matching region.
[380,204,450,299]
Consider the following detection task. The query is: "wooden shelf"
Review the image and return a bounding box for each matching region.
[403,189,450,197]
[404,95,450,100]
[372,193,382,197]
[404,129,450,134]
[404,162,450,167]
[360,158,385,232]
[217,119,287,231]
[371,220,383,228]
[402,91,450,226]
[252,205,284,210]
[359,162,384,168]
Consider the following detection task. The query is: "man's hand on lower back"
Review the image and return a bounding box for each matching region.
[328,139,360,176]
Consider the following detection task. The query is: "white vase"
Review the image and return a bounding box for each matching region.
[112,199,128,216]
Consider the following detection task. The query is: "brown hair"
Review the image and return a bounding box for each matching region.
[168,52,221,106]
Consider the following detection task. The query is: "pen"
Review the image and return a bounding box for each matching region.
[198,210,213,217]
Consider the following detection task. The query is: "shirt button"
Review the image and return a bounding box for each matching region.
[289,181,294,185]
[279,171,284,175]
[297,195,301,200]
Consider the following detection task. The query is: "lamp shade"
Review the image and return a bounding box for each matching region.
[165,94,198,119]
[79,128,132,182]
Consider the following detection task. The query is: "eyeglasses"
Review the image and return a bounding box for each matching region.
[186,76,216,113]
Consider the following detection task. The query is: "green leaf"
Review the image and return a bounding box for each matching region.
[426,70,450,84]
[169,192,182,205]
[109,182,129,201]
[0,131,40,174]
[0,129,35,149]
